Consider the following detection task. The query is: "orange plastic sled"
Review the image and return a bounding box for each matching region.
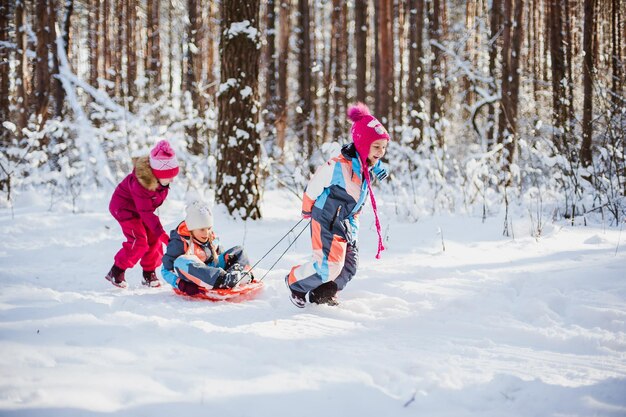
[173,281,264,302]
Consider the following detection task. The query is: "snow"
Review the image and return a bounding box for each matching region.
[218,78,237,96]
[0,189,625,416]
[240,86,252,99]
[2,121,16,132]
[224,20,258,42]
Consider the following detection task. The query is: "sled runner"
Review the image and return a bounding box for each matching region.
[173,281,264,302]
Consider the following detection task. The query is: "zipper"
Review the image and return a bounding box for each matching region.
[330,205,342,229]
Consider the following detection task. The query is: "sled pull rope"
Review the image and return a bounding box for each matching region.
[235,218,309,284]
[257,220,310,282]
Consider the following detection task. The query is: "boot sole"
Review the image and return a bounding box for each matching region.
[285,276,306,308]
[105,275,128,289]
[141,279,162,288]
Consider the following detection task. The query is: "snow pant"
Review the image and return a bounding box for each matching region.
[287,218,359,294]
[173,246,251,289]
[114,218,162,271]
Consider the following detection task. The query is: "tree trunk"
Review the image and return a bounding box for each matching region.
[376,0,393,125]
[548,0,568,154]
[114,0,123,98]
[354,0,367,103]
[464,0,477,114]
[54,0,74,117]
[34,0,50,124]
[48,0,63,118]
[497,0,524,168]
[563,0,574,127]
[580,0,594,167]
[276,0,290,158]
[0,0,10,135]
[217,0,262,220]
[15,0,28,136]
[126,0,137,111]
[89,0,99,88]
[487,0,500,148]
[205,1,217,105]
[429,0,444,147]
[167,0,174,96]
[103,0,112,94]
[146,0,161,97]
[186,0,201,153]
[394,0,404,127]
[264,0,277,143]
[297,0,314,162]
[611,0,623,106]
[331,0,347,140]
[321,0,333,144]
[407,0,425,144]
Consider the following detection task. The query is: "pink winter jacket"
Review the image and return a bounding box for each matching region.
[109,156,169,236]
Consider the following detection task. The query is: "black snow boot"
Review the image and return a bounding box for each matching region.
[142,270,161,287]
[105,264,127,288]
[309,281,339,306]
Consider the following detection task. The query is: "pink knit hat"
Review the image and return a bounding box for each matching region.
[348,102,390,168]
[149,140,179,179]
[347,103,390,259]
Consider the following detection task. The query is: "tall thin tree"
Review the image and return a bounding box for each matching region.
[34,0,51,124]
[548,0,569,154]
[146,0,161,97]
[331,0,347,140]
[580,0,594,167]
[354,0,368,103]
[186,0,201,153]
[611,0,623,106]
[275,0,290,158]
[0,0,10,137]
[126,0,137,110]
[486,0,500,148]
[429,0,444,147]
[376,0,393,125]
[15,0,28,137]
[497,0,525,168]
[88,0,99,88]
[264,0,277,144]
[297,0,314,163]
[407,0,425,144]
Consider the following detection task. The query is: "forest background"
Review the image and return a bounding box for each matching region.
[0,0,624,229]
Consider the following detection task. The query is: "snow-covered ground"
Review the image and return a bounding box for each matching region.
[0,189,625,417]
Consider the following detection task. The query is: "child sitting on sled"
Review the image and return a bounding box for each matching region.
[285,102,390,307]
[161,200,254,296]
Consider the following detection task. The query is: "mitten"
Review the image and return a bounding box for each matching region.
[177,279,200,296]
[302,212,311,220]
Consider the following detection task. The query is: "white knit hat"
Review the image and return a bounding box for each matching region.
[185,201,213,230]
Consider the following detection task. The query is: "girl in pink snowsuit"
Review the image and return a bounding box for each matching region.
[105,140,180,288]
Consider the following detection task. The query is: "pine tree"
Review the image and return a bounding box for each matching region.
[217,0,263,219]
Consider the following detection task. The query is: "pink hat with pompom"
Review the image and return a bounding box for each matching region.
[347,103,390,259]
[347,102,390,167]
[149,140,180,179]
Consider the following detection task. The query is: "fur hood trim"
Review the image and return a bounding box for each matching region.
[133,156,159,191]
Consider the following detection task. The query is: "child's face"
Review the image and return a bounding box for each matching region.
[191,227,213,243]
[158,177,175,186]
[367,139,388,166]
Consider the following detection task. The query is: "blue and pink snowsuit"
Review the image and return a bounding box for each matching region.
[286,144,386,294]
